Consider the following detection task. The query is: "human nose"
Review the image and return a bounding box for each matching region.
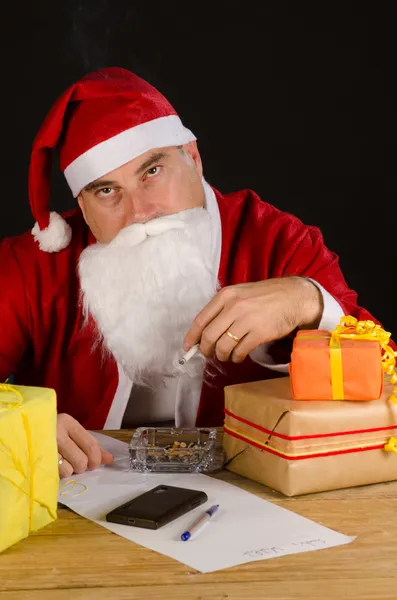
[125,192,159,224]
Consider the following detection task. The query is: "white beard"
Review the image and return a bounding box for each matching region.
[78,208,218,386]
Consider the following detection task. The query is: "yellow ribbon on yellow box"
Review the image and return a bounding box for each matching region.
[0,382,59,552]
[329,316,397,403]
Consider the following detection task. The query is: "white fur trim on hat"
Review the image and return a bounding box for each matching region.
[64,115,196,197]
[32,211,72,253]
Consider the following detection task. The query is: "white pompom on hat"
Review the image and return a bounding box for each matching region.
[29,67,196,252]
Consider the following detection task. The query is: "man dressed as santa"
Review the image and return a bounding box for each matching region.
[0,68,382,478]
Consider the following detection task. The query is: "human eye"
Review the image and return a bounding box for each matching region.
[96,187,115,198]
[143,166,161,180]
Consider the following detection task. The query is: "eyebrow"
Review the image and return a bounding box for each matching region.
[84,151,168,192]
[84,179,118,192]
[134,151,168,175]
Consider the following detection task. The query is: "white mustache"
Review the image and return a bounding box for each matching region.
[108,216,186,248]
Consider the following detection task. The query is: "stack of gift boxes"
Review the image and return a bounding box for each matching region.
[223,317,397,496]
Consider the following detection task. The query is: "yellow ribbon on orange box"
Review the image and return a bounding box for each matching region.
[329,316,397,403]
[384,437,397,455]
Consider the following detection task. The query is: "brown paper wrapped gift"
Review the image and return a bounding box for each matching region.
[223,377,397,496]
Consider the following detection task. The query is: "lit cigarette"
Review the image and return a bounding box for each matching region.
[178,344,200,365]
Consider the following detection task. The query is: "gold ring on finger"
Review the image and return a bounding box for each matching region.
[226,329,240,343]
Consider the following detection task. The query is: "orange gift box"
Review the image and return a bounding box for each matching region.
[289,316,397,402]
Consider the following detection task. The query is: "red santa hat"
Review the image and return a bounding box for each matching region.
[29,67,196,252]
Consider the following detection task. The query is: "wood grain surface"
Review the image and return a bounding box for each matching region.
[1,430,396,600]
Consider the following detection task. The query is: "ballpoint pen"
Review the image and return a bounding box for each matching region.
[180,504,219,541]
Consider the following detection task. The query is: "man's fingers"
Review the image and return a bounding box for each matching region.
[230,332,260,363]
[184,292,226,350]
[67,422,105,470]
[101,448,114,465]
[214,321,247,361]
[198,309,239,357]
[58,435,89,474]
[58,439,113,476]
[57,414,114,475]
[58,453,74,479]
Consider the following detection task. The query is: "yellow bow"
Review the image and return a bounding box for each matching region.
[331,316,397,404]
[0,382,23,411]
[384,437,397,455]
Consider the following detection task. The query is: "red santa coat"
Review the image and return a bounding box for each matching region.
[0,188,382,428]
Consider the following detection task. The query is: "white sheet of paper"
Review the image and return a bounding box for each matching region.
[58,432,355,573]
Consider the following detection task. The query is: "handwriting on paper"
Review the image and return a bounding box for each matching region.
[243,538,329,558]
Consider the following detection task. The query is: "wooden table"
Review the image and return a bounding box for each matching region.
[1,430,396,600]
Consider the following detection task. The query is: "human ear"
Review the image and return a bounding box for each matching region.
[181,141,203,177]
[77,193,88,224]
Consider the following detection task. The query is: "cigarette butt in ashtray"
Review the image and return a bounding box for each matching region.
[178,344,200,365]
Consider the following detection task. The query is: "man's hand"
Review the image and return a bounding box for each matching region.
[184,277,323,363]
[57,413,114,479]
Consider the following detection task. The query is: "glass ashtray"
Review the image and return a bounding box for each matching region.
[129,427,225,473]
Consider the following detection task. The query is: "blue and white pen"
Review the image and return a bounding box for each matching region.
[180,504,219,541]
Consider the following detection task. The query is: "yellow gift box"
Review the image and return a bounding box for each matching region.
[0,383,59,552]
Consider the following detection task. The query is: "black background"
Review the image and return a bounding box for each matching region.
[2,1,396,331]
